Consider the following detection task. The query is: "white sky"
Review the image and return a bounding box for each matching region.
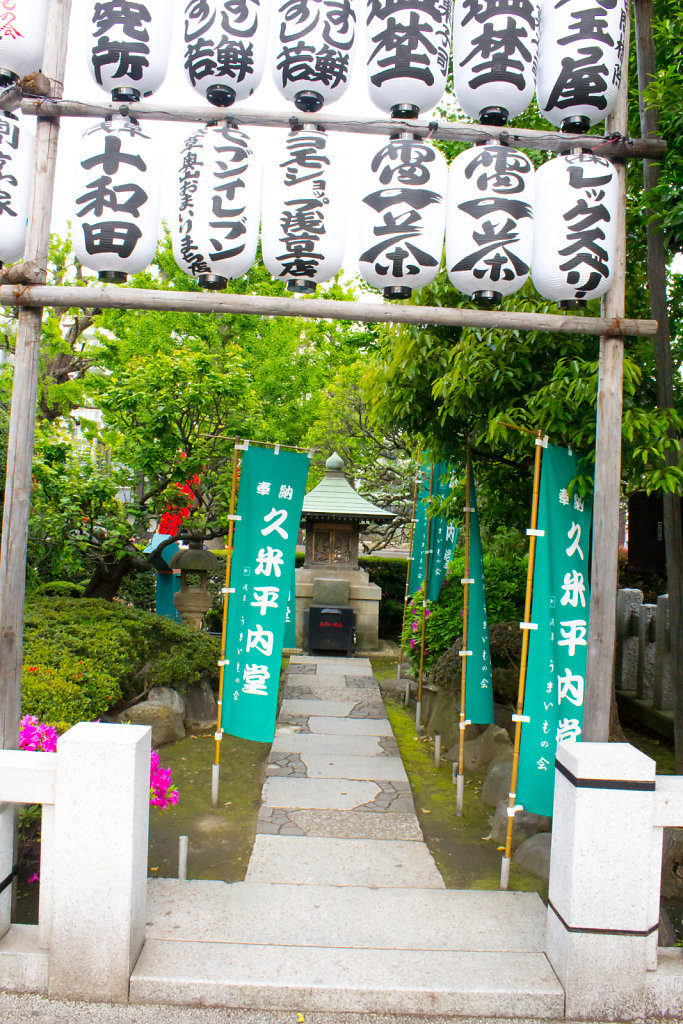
[52,0,402,278]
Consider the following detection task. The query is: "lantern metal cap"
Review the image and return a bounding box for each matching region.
[479,106,509,127]
[295,90,324,113]
[558,298,587,310]
[99,270,127,284]
[0,69,18,87]
[383,286,412,300]
[287,279,316,294]
[391,103,419,119]
[206,84,236,107]
[111,87,141,102]
[474,290,502,306]
[561,115,591,134]
[198,274,228,291]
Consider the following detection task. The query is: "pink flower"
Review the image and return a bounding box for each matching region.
[27,874,39,884]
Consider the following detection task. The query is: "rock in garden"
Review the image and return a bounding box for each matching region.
[184,679,218,732]
[514,832,552,880]
[120,686,186,746]
[661,827,683,899]
[658,906,678,947]
[489,800,552,850]
[460,723,513,773]
[481,760,513,807]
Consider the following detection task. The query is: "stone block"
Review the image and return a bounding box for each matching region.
[653,593,673,710]
[458,724,513,774]
[514,833,551,880]
[49,723,150,1003]
[312,577,349,606]
[615,588,642,691]
[489,802,551,850]
[481,760,513,807]
[120,687,186,746]
[184,679,217,731]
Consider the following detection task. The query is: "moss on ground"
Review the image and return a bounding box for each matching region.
[384,697,548,898]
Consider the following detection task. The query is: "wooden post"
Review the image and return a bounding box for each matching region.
[583,8,630,741]
[634,0,683,773]
[0,0,72,746]
[0,0,72,942]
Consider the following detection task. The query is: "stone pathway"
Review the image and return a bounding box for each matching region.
[131,656,565,1016]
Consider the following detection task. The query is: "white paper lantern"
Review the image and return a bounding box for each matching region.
[272,0,359,112]
[531,150,618,305]
[0,114,34,265]
[358,137,447,299]
[446,143,534,303]
[72,117,162,282]
[0,0,49,86]
[184,0,270,107]
[366,0,452,118]
[88,0,175,101]
[451,0,539,125]
[536,0,628,133]
[172,122,261,289]
[262,128,346,293]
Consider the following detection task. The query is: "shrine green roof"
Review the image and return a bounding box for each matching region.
[301,453,394,523]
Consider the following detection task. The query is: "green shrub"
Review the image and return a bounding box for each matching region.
[23,597,220,724]
[359,556,408,639]
[118,568,156,612]
[401,550,527,672]
[34,580,85,598]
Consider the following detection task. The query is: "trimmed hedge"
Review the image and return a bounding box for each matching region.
[23,597,220,728]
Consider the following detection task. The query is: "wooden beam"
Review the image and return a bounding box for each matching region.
[0,285,658,337]
[21,98,667,160]
[583,8,631,741]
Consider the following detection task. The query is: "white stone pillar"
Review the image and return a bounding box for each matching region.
[546,741,659,1020]
[48,723,151,1003]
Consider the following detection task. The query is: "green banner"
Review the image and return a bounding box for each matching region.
[465,482,494,724]
[409,460,459,601]
[283,561,296,649]
[221,446,310,743]
[516,444,593,816]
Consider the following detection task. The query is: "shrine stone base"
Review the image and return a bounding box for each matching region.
[295,567,382,652]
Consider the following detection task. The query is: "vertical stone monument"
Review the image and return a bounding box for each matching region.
[296,453,395,651]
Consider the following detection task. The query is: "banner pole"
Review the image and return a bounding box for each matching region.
[398,451,422,696]
[500,432,545,888]
[211,439,242,807]
[416,463,434,732]
[456,448,472,815]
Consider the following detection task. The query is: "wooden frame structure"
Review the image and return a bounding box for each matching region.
[0,0,664,779]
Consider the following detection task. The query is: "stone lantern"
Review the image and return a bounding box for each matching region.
[296,453,395,651]
[169,537,220,630]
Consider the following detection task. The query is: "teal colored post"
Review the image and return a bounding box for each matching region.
[156,571,181,623]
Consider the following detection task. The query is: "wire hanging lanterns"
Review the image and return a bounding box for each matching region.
[87,0,175,102]
[172,121,261,289]
[72,116,162,282]
[358,136,447,299]
[446,142,535,303]
[262,127,346,293]
[183,0,270,107]
[451,0,539,126]
[272,0,359,112]
[536,0,628,133]
[531,149,618,306]
[365,0,452,118]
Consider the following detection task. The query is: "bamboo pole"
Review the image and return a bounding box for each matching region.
[500,433,545,891]
[415,464,435,733]
[634,0,683,774]
[20,97,667,159]
[456,449,473,817]
[583,9,631,741]
[211,440,242,807]
[397,454,422,694]
[0,0,72,941]
[0,285,657,338]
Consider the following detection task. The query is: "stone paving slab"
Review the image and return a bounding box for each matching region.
[280,699,359,718]
[308,717,394,736]
[299,754,408,782]
[131,941,564,1017]
[145,880,549,951]
[262,777,380,810]
[245,836,446,888]
[271,733,386,757]
[284,810,423,840]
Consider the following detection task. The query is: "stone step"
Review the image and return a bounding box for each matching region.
[130,940,564,1017]
[146,880,549,952]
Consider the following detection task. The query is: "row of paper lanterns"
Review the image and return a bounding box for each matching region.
[0,111,616,307]
[4,0,627,133]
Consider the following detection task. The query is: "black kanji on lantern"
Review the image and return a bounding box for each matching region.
[92,1,151,40]
[460,17,533,90]
[76,175,148,218]
[82,221,143,257]
[545,47,609,111]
